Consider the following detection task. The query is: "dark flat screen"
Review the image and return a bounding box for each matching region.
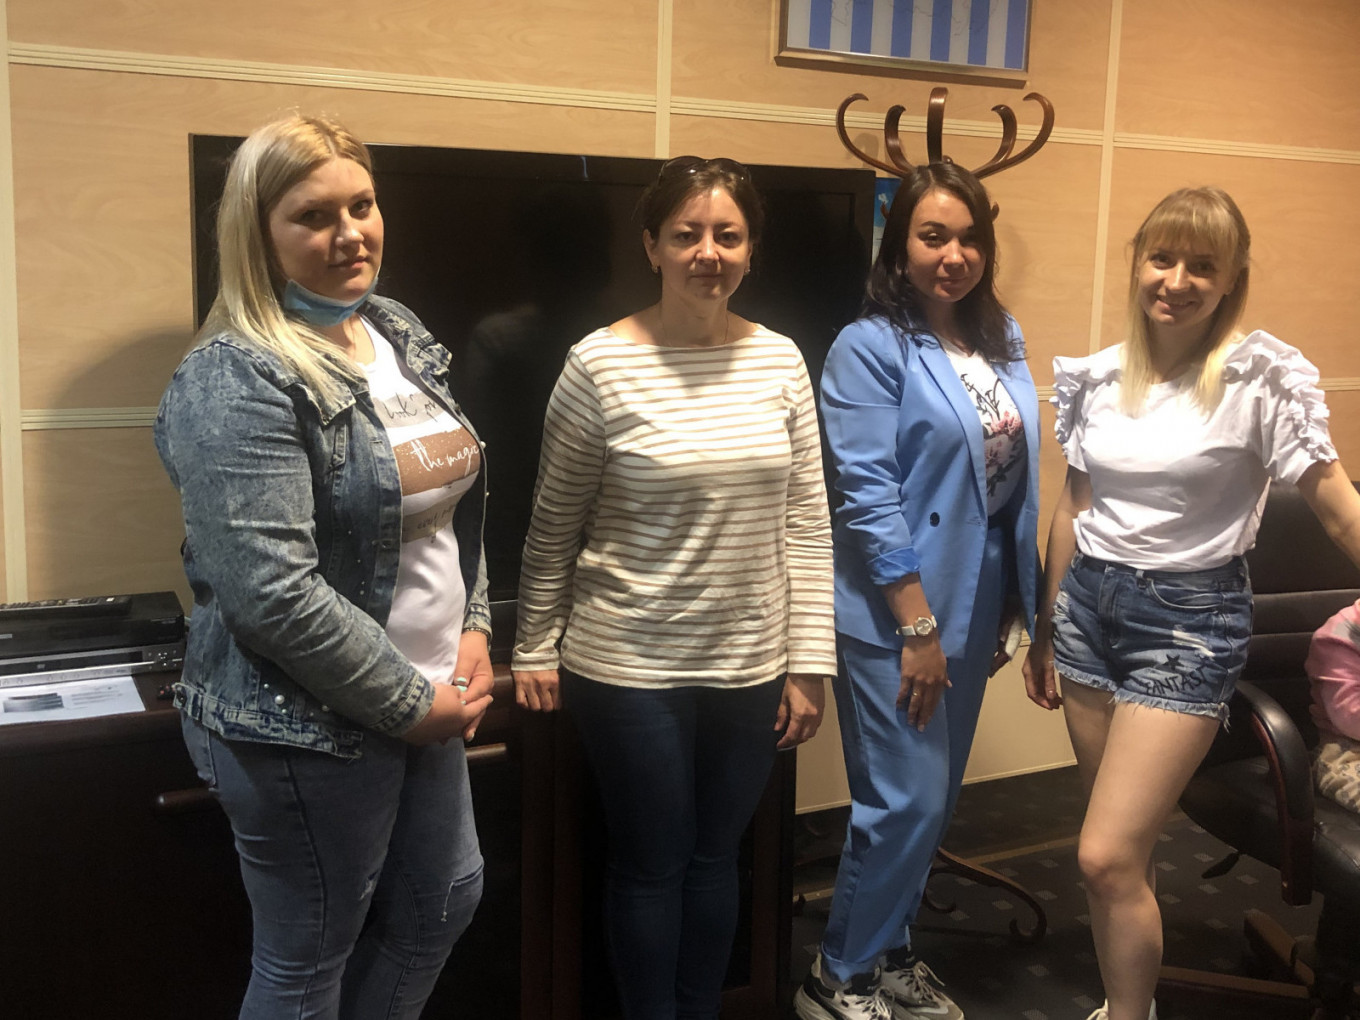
[190,138,874,649]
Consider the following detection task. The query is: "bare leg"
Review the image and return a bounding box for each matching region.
[1063,679,1218,1020]
[1060,675,1113,798]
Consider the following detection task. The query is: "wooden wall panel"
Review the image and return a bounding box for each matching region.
[9,0,659,94]
[21,429,188,603]
[671,0,1113,131]
[0,462,7,603]
[1101,149,1360,376]
[967,655,1074,782]
[1117,0,1360,151]
[796,690,849,813]
[986,144,1103,381]
[11,66,654,410]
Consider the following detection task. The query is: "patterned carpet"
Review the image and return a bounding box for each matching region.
[791,766,1322,1020]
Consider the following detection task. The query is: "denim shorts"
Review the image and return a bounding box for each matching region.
[1050,552,1253,721]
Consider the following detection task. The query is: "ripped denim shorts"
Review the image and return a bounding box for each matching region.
[1050,552,1253,721]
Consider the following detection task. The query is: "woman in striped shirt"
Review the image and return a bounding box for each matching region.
[512,156,837,1020]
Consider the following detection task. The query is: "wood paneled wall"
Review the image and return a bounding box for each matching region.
[3,0,1358,792]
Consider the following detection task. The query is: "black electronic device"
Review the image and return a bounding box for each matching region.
[0,590,185,678]
[190,138,876,656]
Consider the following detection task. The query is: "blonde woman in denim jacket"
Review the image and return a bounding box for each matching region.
[155,115,491,1019]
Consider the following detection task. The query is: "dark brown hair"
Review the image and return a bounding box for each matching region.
[865,162,1017,362]
[637,156,764,247]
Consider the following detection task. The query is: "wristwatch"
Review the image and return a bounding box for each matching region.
[896,615,937,638]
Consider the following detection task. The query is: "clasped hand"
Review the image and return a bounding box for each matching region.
[403,631,496,745]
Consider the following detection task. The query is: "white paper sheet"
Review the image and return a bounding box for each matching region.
[0,674,145,725]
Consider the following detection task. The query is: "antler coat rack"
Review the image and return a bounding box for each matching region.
[836,87,1055,207]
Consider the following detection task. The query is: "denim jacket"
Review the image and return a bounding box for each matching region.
[155,296,490,758]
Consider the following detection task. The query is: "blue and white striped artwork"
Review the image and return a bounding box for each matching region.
[783,0,1029,72]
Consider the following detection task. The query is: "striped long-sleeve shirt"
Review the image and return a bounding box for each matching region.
[511,326,837,687]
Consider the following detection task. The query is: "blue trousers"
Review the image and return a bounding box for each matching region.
[563,671,784,1020]
[820,523,1008,983]
[182,716,484,1020]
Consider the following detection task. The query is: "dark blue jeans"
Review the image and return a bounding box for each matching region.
[182,716,483,1020]
[562,671,785,1020]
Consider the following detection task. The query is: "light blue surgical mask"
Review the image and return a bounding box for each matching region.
[282,274,379,328]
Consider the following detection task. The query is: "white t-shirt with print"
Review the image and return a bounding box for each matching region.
[940,340,1027,517]
[361,319,482,684]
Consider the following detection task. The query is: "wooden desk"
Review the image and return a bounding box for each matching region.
[0,670,795,1019]
[0,673,250,1018]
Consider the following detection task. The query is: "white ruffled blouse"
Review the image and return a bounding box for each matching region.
[1052,330,1337,571]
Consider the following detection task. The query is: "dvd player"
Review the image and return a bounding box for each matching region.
[0,591,184,659]
[0,642,185,685]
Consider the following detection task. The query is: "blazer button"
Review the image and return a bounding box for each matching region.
[274,694,286,706]
[929,512,940,526]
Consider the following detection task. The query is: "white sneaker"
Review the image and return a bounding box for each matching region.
[794,954,893,1020]
[878,955,964,1020]
[1084,1000,1158,1020]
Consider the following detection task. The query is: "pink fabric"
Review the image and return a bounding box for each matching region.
[1305,600,1360,741]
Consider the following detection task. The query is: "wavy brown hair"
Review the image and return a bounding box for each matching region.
[864,162,1017,362]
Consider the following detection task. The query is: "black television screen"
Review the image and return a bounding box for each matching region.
[190,138,875,652]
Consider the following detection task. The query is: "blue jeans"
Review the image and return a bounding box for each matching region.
[821,520,1008,983]
[182,716,484,1020]
[562,672,785,1020]
[1051,552,1253,721]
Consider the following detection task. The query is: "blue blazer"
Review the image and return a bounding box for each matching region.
[819,316,1041,658]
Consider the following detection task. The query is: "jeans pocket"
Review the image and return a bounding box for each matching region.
[181,717,221,791]
[1146,578,1224,611]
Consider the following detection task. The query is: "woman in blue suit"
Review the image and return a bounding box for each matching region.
[796,162,1040,1020]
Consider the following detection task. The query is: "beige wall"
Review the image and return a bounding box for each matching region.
[3,0,1359,806]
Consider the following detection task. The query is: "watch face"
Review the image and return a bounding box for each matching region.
[915,617,934,635]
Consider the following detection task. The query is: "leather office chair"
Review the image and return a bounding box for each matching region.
[1158,483,1360,1019]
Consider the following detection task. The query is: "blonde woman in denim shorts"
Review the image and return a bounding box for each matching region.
[1024,186,1360,1020]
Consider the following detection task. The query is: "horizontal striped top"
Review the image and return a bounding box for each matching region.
[511,325,837,687]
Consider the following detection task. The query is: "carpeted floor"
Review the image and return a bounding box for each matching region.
[791,765,1322,1020]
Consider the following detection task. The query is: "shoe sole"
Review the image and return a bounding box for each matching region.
[883,994,963,1020]
[793,988,847,1020]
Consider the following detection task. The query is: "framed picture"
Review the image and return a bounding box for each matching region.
[778,0,1032,83]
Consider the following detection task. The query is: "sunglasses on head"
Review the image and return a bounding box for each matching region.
[657,155,750,182]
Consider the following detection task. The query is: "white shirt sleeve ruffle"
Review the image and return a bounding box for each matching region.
[1223,330,1337,480]
[1050,346,1121,459]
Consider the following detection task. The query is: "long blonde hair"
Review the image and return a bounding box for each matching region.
[203,113,374,401]
[1120,186,1251,414]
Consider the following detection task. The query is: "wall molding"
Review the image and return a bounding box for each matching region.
[21,408,159,430]
[9,43,1360,166]
[1116,132,1360,167]
[6,42,657,113]
[0,1,29,599]
[671,95,1100,147]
